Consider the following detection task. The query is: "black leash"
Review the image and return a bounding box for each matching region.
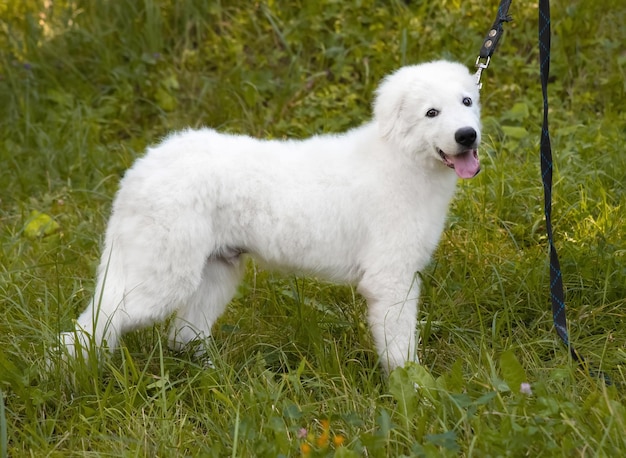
[476,0,611,385]
[537,0,611,385]
[537,0,573,360]
[474,0,512,89]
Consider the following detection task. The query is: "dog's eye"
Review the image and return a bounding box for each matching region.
[425,108,439,118]
[463,97,473,107]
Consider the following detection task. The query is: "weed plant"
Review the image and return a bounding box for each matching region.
[1,0,625,456]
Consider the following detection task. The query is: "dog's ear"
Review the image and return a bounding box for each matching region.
[373,76,406,141]
[373,68,419,144]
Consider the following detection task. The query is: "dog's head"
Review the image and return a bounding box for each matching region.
[374,60,482,178]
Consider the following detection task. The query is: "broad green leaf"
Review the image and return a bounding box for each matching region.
[440,358,464,392]
[23,210,60,239]
[425,430,460,452]
[388,366,418,418]
[501,125,529,139]
[500,350,527,393]
[406,362,439,402]
[504,102,530,120]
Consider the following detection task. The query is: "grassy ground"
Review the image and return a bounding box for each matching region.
[1,0,625,456]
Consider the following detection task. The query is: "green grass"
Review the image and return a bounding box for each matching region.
[1,0,626,455]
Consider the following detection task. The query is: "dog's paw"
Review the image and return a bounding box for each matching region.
[168,333,216,369]
[200,354,216,370]
[59,331,89,359]
[46,330,95,369]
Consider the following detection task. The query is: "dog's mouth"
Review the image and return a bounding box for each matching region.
[438,149,481,179]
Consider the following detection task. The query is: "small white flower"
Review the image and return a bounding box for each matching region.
[520,382,533,395]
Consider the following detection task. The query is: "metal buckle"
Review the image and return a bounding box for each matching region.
[474,55,491,90]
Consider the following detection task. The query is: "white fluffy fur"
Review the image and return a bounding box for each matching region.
[60,60,481,373]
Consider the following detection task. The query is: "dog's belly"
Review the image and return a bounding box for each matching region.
[213,202,367,283]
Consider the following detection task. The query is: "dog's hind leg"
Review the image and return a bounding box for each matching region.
[59,245,131,360]
[60,249,202,360]
[168,255,245,360]
[59,214,212,361]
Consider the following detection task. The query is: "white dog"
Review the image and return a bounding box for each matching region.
[60,60,481,373]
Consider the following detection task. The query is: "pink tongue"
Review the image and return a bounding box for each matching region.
[450,150,480,179]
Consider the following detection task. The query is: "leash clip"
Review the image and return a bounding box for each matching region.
[474,55,490,90]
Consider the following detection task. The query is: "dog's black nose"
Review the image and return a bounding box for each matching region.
[455,127,477,147]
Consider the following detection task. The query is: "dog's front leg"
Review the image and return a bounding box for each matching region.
[358,276,420,374]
